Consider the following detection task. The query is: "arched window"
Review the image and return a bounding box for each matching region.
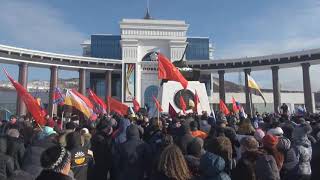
[141,51,158,61]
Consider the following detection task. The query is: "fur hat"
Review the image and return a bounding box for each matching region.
[40,145,71,173]
[81,128,89,134]
[240,136,259,151]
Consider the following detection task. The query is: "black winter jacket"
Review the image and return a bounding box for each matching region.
[6,136,25,170]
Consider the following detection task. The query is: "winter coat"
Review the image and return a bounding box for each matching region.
[216,126,239,159]
[277,137,298,180]
[114,118,131,144]
[0,153,14,179]
[175,125,195,155]
[232,150,261,180]
[7,170,33,180]
[0,122,22,136]
[66,132,92,180]
[90,131,114,180]
[185,155,201,178]
[198,152,231,180]
[191,130,208,139]
[311,140,320,180]
[6,136,25,170]
[114,124,151,180]
[255,151,280,180]
[292,125,312,175]
[36,170,73,180]
[22,137,56,178]
[68,146,92,180]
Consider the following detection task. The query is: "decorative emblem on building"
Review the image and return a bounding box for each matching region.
[174,89,195,110]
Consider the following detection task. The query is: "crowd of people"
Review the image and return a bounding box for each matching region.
[0,106,320,180]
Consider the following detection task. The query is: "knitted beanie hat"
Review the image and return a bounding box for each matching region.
[40,145,71,173]
[254,128,265,142]
[267,127,284,136]
[262,134,279,148]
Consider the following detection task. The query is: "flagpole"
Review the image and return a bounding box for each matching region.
[51,104,54,118]
[61,111,64,129]
[37,122,43,131]
[249,91,253,118]
[157,77,161,125]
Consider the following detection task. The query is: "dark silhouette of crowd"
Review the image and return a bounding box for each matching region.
[0,109,320,180]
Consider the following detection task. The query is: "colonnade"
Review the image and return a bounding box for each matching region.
[15,63,112,116]
[217,63,314,115]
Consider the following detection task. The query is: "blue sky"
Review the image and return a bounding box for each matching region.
[0,0,320,90]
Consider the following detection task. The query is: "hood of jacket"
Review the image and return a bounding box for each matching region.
[114,118,131,143]
[199,152,226,177]
[126,124,140,140]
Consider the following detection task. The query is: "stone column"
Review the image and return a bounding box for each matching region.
[244,69,252,116]
[16,63,28,116]
[302,63,313,113]
[79,69,86,95]
[48,66,58,116]
[271,66,281,113]
[218,70,225,102]
[105,71,112,100]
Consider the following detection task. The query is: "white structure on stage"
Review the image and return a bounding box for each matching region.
[161,81,211,114]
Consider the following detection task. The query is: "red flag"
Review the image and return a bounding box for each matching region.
[152,96,163,112]
[87,89,107,114]
[157,53,188,89]
[193,90,200,113]
[107,96,128,116]
[168,103,177,118]
[232,97,239,113]
[179,96,187,114]
[3,69,46,126]
[219,99,230,115]
[133,98,140,112]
